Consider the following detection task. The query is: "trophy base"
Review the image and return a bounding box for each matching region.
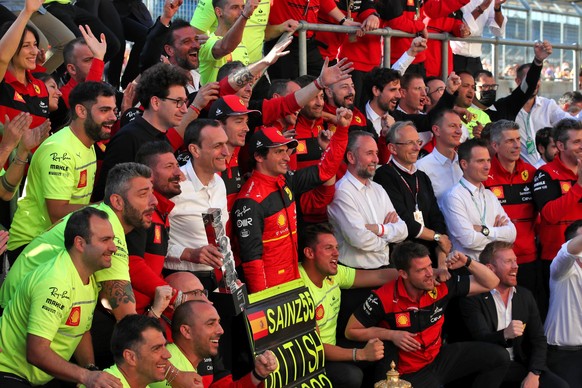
[209,283,248,316]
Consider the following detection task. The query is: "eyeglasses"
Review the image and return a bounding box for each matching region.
[182,289,209,298]
[427,87,445,96]
[394,140,423,147]
[477,84,499,91]
[159,96,188,108]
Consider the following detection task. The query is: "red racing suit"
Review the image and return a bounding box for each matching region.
[233,123,348,293]
[484,156,537,264]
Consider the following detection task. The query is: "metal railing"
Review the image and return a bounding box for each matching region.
[296,21,582,92]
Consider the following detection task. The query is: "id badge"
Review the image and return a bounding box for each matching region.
[413,210,424,226]
[526,138,536,155]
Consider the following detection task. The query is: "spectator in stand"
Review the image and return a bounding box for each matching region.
[558,91,582,116]
[151,301,277,388]
[42,0,120,63]
[459,242,568,388]
[61,26,107,108]
[7,82,116,264]
[451,0,507,75]
[234,118,350,293]
[375,121,452,270]
[441,138,516,260]
[483,120,538,292]
[0,207,122,388]
[533,118,582,311]
[104,315,179,388]
[514,63,571,166]
[534,127,558,169]
[345,241,509,387]
[417,109,464,206]
[328,130,408,271]
[197,0,259,85]
[544,221,582,388]
[93,63,188,202]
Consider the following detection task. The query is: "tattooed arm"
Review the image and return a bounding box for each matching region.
[99,280,137,321]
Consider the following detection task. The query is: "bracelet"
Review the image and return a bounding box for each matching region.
[167,366,180,384]
[252,369,267,381]
[148,307,161,319]
[339,17,347,25]
[533,57,544,66]
[494,6,501,12]
[379,224,385,237]
[352,348,357,362]
[0,174,17,193]
[241,12,250,20]
[85,363,99,371]
[13,155,28,165]
[475,5,484,14]
[190,104,201,115]
[313,77,325,90]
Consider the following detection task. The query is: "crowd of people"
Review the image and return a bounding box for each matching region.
[0,0,581,387]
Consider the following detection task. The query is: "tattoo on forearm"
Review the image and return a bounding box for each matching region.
[233,69,254,87]
[103,280,135,309]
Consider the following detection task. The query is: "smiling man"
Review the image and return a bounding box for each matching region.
[0,208,121,388]
[7,81,117,264]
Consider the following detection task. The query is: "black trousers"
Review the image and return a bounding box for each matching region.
[401,341,510,388]
[547,346,582,388]
[453,54,483,76]
[501,360,569,388]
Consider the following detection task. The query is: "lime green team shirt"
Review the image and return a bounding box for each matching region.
[8,127,96,250]
[199,33,250,85]
[466,106,492,138]
[0,250,99,385]
[298,264,356,346]
[150,344,195,388]
[190,0,270,64]
[0,203,129,308]
[80,364,148,388]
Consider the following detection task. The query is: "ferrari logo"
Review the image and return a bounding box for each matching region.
[521,170,528,181]
[428,288,438,299]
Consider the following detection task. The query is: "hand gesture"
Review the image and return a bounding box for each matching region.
[380,113,395,138]
[361,338,384,361]
[407,37,427,57]
[121,81,138,114]
[162,0,184,22]
[192,82,220,111]
[188,245,224,268]
[445,251,469,270]
[320,57,354,88]
[453,107,474,124]
[79,24,107,60]
[391,331,421,352]
[263,35,293,66]
[21,119,50,152]
[152,285,174,315]
[472,121,483,138]
[459,23,471,38]
[335,106,353,127]
[534,40,552,62]
[434,266,451,283]
[343,19,362,28]
[36,47,46,67]
[24,0,44,15]
[254,350,278,378]
[445,71,461,94]
[317,129,331,150]
[503,320,524,339]
[84,371,122,388]
[1,113,32,152]
[493,214,508,227]
[494,0,507,8]
[280,19,299,33]
[242,0,260,18]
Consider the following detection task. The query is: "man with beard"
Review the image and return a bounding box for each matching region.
[151,301,277,388]
[0,163,159,366]
[345,241,509,387]
[328,131,407,270]
[534,127,558,169]
[93,63,189,201]
[7,81,117,263]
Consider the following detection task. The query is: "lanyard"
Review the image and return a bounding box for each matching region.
[459,180,487,225]
[391,162,419,210]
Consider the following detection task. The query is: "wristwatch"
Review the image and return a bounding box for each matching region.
[465,256,472,268]
[434,233,441,242]
[481,225,490,237]
[531,369,542,376]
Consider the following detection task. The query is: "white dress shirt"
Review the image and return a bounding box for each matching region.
[491,287,516,360]
[328,170,408,269]
[441,177,516,260]
[166,161,229,272]
[516,97,571,165]
[416,148,463,207]
[365,101,382,137]
[545,241,582,346]
[450,0,506,58]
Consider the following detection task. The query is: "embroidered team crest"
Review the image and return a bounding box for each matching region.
[315,304,325,320]
[78,169,88,188]
[395,312,411,328]
[154,225,162,244]
[284,186,293,200]
[296,140,307,154]
[428,288,438,299]
[66,306,81,326]
[521,170,528,181]
[490,186,504,199]
[561,181,571,194]
[355,116,362,123]
[33,84,41,94]
[13,91,24,103]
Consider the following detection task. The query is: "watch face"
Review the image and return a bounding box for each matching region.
[482,226,490,236]
[434,234,440,242]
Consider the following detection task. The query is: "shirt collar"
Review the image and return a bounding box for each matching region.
[432,148,458,166]
[185,160,217,191]
[460,176,483,193]
[391,156,417,174]
[490,286,517,298]
[366,101,381,122]
[345,170,370,191]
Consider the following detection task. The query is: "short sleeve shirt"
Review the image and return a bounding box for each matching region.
[0,203,129,308]
[299,264,355,345]
[0,250,98,385]
[149,344,195,388]
[198,33,250,85]
[8,127,96,250]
